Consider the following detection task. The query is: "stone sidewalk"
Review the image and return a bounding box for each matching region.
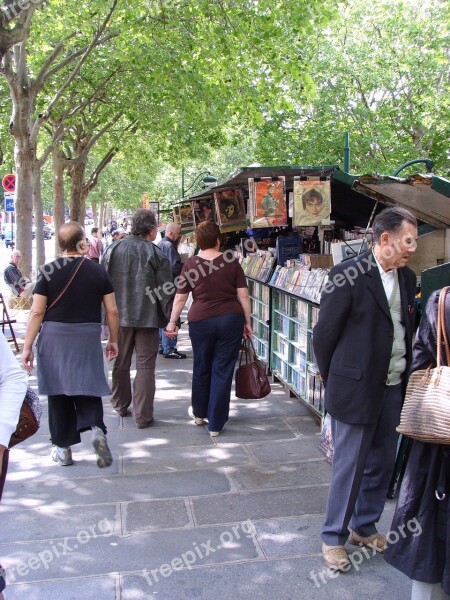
[1,316,411,599]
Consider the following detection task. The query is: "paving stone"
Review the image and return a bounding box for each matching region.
[0,469,231,510]
[107,421,215,447]
[0,504,121,542]
[123,442,250,474]
[286,415,321,436]
[253,515,325,557]
[229,460,330,491]
[247,436,324,464]
[121,555,411,600]
[6,447,121,478]
[192,487,328,525]
[122,499,191,533]
[211,417,297,443]
[3,525,262,584]
[6,576,118,600]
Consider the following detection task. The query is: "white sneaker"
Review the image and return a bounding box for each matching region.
[51,446,73,466]
[209,430,222,437]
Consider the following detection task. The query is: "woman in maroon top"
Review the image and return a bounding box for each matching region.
[165,222,252,436]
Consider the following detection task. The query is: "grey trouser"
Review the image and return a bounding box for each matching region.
[322,383,402,546]
[111,327,159,427]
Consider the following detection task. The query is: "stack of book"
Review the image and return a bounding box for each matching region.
[269,261,330,303]
[240,253,276,283]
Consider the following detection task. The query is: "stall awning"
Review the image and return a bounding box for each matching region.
[334,171,450,230]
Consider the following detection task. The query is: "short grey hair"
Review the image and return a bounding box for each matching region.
[372,206,417,244]
[131,209,157,237]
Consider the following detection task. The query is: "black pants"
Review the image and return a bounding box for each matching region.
[48,395,106,447]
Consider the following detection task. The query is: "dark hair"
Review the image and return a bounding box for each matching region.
[91,227,99,234]
[58,222,85,252]
[131,209,157,236]
[372,206,417,244]
[302,188,323,210]
[196,221,220,250]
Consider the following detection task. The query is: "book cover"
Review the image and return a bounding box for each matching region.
[193,198,215,227]
[293,178,331,226]
[214,189,246,227]
[251,177,287,228]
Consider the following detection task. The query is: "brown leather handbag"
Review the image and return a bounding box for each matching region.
[235,339,271,399]
[9,387,41,448]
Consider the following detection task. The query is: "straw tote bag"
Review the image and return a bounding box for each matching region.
[397,286,450,444]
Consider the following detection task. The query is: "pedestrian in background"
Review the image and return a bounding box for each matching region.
[158,222,186,359]
[87,227,103,263]
[102,209,173,428]
[21,222,119,468]
[165,221,252,437]
[313,206,418,571]
[385,289,450,600]
[3,249,34,297]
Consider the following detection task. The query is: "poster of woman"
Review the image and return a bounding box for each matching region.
[193,199,215,226]
[214,190,246,226]
[293,179,331,226]
[251,177,287,227]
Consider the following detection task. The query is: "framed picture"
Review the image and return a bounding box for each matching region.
[214,189,246,227]
[293,179,331,226]
[331,239,368,265]
[178,203,194,225]
[251,177,287,228]
[193,198,215,226]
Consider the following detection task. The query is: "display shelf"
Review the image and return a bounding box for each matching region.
[247,278,271,366]
[270,287,324,417]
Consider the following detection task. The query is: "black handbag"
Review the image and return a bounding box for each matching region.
[235,339,271,399]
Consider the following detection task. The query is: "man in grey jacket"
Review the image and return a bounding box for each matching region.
[102,209,173,428]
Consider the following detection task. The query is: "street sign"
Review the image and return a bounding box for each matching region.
[4,193,15,212]
[2,174,16,192]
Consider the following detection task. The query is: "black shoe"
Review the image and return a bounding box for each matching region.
[163,349,187,359]
[158,348,164,355]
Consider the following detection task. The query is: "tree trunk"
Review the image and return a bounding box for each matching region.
[13,128,34,279]
[52,146,66,255]
[68,160,87,224]
[32,164,45,271]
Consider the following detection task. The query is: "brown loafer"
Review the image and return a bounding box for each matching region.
[347,529,387,553]
[322,543,350,571]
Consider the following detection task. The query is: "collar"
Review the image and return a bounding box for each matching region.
[373,250,396,277]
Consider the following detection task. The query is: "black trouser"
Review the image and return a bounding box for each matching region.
[48,394,106,447]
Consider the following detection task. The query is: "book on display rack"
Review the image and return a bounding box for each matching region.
[240,253,276,283]
[268,256,331,304]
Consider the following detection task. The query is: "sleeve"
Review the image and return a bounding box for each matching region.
[235,261,248,288]
[33,265,50,296]
[103,269,115,295]
[168,246,182,277]
[0,333,28,447]
[153,253,176,322]
[312,265,352,380]
[176,259,195,294]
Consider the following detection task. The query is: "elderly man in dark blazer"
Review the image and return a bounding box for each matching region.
[313,206,418,572]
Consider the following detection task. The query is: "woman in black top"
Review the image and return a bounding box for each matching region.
[21,222,119,468]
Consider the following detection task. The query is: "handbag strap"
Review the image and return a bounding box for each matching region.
[238,338,256,367]
[437,287,450,367]
[47,257,86,311]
